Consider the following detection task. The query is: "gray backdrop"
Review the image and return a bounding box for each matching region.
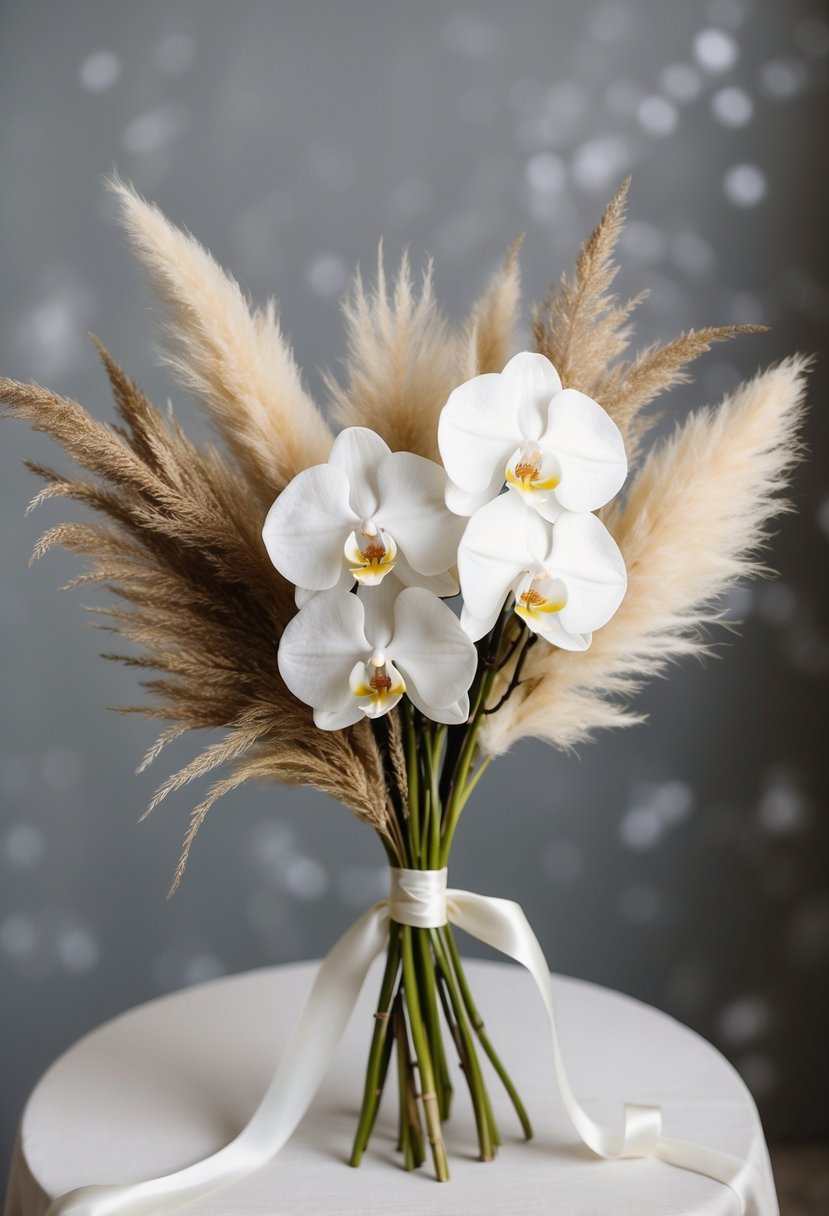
[1,0,827,1177]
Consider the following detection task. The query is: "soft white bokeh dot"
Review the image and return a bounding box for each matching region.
[155,33,196,75]
[571,137,630,192]
[719,995,771,1045]
[694,28,739,74]
[723,163,767,208]
[605,79,645,117]
[711,86,753,127]
[182,954,225,986]
[79,50,121,92]
[5,824,44,869]
[721,583,754,622]
[57,928,100,974]
[621,220,666,264]
[619,805,663,851]
[660,63,702,103]
[588,4,630,44]
[442,13,500,60]
[526,153,566,196]
[337,865,388,908]
[284,855,328,900]
[760,58,808,100]
[652,780,694,826]
[123,104,189,155]
[306,255,347,297]
[1,915,36,960]
[757,771,808,835]
[671,230,716,278]
[637,95,678,136]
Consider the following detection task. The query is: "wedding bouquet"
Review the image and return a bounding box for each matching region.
[2,179,807,1200]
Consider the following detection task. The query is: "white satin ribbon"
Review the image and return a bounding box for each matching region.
[45,868,770,1216]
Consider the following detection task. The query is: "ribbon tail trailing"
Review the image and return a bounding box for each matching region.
[46,903,391,1216]
[45,885,773,1216]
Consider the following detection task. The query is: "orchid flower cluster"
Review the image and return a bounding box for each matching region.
[263,352,628,729]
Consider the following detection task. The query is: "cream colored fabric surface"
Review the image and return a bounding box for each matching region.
[5,960,777,1215]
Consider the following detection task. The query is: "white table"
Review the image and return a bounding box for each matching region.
[5,960,777,1215]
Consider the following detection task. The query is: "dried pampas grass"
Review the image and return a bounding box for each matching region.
[1,352,388,892]
[533,178,761,460]
[112,177,333,506]
[480,358,809,755]
[2,178,808,882]
[326,249,458,461]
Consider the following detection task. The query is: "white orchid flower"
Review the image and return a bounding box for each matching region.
[439,351,627,520]
[278,582,477,730]
[263,427,463,603]
[458,492,627,651]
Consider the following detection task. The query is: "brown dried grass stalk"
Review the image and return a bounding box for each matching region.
[1,352,389,891]
[2,180,808,878]
[532,178,763,459]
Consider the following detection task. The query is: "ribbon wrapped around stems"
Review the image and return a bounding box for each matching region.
[47,869,769,1216]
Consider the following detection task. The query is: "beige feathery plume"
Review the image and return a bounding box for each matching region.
[459,236,524,378]
[326,249,457,460]
[480,357,809,756]
[1,352,389,890]
[111,177,333,505]
[532,178,640,393]
[533,178,755,457]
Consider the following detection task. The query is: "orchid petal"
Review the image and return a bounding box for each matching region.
[328,427,390,520]
[438,373,520,492]
[533,617,592,651]
[314,704,364,731]
[545,511,627,633]
[460,600,504,644]
[501,352,562,441]
[457,492,550,621]
[406,689,470,725]
[263,465,357,590]
[377,451,464,576]
[278,591,369,712]
[445,477,503,517]
[295,563,353,608]
[357,579,397,651]
[542,389,627,512]
[393,555,459,598]
[389,588,477,710]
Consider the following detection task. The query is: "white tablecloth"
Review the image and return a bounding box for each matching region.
[5,959,777,1215]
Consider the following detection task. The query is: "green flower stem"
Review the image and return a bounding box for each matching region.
[429,927,496,1162]
[401,925,450,1181]
[415,928,452,1121]
[349,922,402,1167]
[392,993,416,1167]
[403,705,421,862]
[442,924,533,1141]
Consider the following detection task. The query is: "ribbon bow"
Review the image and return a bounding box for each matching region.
[47,869,768,1215]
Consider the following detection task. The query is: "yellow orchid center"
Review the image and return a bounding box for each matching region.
[349,655,406,718]
[514,575,567,628]
[345,525,397,585]
[505,444,561,501]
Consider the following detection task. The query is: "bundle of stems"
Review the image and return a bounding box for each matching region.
[353,607,533,1180]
